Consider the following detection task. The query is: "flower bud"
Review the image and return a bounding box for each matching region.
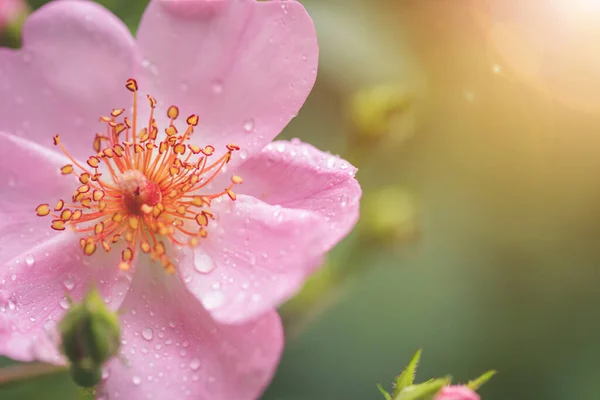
[361,186,419,244]
[59,287,120,387]
[434,385,480,400]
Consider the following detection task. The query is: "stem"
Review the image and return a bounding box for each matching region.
[0,363,67,386]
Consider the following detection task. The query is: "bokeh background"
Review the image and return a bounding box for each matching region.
[3,0,600,399]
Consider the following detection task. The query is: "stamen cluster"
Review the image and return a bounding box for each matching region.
[36,79,242,273]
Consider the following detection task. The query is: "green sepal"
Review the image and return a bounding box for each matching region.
[392,349,422,396]
[377,383,392,400]
[467,370,496,391]
[395,376,452,400]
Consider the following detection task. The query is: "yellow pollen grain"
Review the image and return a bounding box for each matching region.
[71,210,83,220]
[87,156,100,168]
[93,190,105,201]
[61,164,74,175]
[84,240,96,255]
[36,204,50,216]
[50,219,65,231]
[54,200,65,211]
[167,105,179,119]
[60,209,72,221]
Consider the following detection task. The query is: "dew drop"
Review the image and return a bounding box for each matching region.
[29,316,36,323]
[132,376,141,386]
[63,275,75,290]
[326,157,336,169]
[239,149,248,160]
[8,299,16,311]
[142,328,153,341]
[243,119,254,132]
[168,320,176,328]
[189,358,201,371]
[59,297,70,310]
[102,367,111,380]
[25,255,35,266]
[194,252,215,274]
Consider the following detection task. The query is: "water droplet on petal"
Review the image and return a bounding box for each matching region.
[326,157,336,169]
[59,297,70,310]
[64,275,75,290]
[29,316,36,323]
[102,367,111,380]
[142,328,153,341]
[240,149,248,160]
[132,376,141,385]
[243,119,254,132]
[25,255,35,266]
[190,358,201,370]
[194,252,215,274]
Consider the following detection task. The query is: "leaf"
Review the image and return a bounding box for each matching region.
[467,370,496,391]
[395,376,452,400]
[392,349,422,396]
[377,383,393,400]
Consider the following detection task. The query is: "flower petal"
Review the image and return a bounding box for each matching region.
[0,131,76,262]
[136,0,318,160]
[237,139,361,251]
[0,0,139,161]
[178,194,328,324]
[0,232,133,364]
[99,264,282,400]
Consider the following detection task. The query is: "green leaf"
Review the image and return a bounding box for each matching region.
[377,383,393,400]
[467,370,496,391]
[392,349,422,396]
[395,376,451,400]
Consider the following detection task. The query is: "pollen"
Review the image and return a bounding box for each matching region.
[36,79,243,274]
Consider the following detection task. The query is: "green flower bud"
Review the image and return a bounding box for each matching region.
[59,287,120,387]
[347,84,414,142]
[361,186,419,244]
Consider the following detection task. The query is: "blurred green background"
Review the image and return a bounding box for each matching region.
[3,0,600,399]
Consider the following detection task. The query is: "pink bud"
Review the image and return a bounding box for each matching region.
[434,385,480,400]
[0,0,27,31]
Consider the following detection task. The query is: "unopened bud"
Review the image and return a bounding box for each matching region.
[59,287,120,387]
[434,385,480,400]
[347,84,415,143]
[361,186,419,244]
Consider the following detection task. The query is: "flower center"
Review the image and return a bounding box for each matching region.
[35,79,242,274]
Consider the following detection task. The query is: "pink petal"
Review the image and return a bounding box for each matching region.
[434,386,481,400]
[99,265,282,400]
[0,0,139,161]
[0,131,76,263]
[136,0,318,161]
[236,139,361,251]
[179,195,328,324]
[0,232,133,364]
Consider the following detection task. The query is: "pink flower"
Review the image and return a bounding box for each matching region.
[0,0,27,31]
[434,386,481,400]
[0,1,361,399]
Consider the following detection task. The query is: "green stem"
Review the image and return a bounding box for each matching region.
[0,363,67,386]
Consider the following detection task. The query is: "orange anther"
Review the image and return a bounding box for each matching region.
[167,106,179,119]
[125,78,138,92]
[36,204,50,217]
